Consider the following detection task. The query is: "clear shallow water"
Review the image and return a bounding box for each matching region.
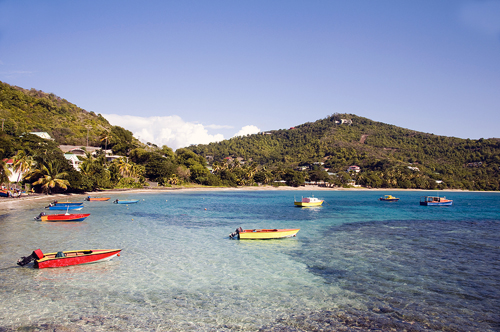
[0,190,499,331]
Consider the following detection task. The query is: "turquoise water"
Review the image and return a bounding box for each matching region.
[0,190,499,331]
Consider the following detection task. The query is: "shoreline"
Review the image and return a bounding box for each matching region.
[0,185,486,206]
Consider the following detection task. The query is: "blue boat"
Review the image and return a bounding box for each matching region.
[51,201,83,206]
[420,196,453,206]
[113,199,139,204]
[45,205,83,211]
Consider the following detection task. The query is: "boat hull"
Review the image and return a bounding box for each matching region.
[379,198,399,201]
[46,206,83,211]
[114,200,139,204]
[294,201,323,207]
[420,201,452,206]
[238,228,300,240]
[420,196,453,206]
[40,214,90,222]
[86,197,110,201]
[35,249,121,269]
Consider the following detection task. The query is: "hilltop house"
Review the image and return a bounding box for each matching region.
[64,153,82,171]
[335,119,353,125]
[347,165,361,173]
[29,132,54,140]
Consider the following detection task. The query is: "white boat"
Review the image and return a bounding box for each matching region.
[294,196,324,207]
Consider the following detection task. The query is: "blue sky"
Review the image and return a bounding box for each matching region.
[1,1,499,149]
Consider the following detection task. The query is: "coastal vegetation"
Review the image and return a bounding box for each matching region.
[189,114,500,190]
[1,80,499,193]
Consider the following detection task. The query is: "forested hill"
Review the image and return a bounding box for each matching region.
[188,114,500,190]
[0,80,137,152]
[2,80,499,190]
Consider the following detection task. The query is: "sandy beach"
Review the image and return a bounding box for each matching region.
[0,185,474,207]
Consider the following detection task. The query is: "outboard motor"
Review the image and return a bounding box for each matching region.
[229,227,243,239]
[34,212,46,220]
[84,196,90,201]
[113,199,118,204]
[17,249,44,267]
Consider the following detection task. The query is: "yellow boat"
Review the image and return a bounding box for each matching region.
[379,195,399,202]
[294,196,323,207]
[229,227,300,240]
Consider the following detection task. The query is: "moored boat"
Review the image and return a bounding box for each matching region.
[34,212,90,222]
[85,196,110,201]
[51,200,83,206]
[294,196,324,207]
[229,227,300,240]
[0,190,9,197]
[420,196,453,206]
[17,249,121,269]
[45,205,83,211]
[113,199,139,204]
[379,195,399,201]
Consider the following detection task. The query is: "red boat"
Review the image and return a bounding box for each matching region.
[17,249,121,269]
[34,212,90,222]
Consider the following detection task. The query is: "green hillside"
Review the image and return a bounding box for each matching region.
[1,80,499,191]
[188,114,500,190]
[1,81,115,147]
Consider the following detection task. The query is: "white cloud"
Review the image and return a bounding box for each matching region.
[233,125,261,137]
[205,124,233,129]
[102,114,225,150]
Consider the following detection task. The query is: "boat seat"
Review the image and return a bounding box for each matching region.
[55,251,65,258]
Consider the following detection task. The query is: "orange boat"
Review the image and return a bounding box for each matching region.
[85,196,110,201]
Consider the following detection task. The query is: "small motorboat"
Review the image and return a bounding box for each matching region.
[294,196,323,207]
[34,212,90,222]
[420,196,453,206]
[0,189,10,197]
[229,227,300,240]
[51,200,83,206]
[113,199,139,204]
[379,195,399,201]
[45,205,83,211]
[85,196,110,201]
[17,248,121,269]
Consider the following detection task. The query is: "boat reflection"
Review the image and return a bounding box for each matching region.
[33,260,121,281]
[235,237,301,249]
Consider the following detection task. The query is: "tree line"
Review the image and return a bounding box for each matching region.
[2,79,499,192]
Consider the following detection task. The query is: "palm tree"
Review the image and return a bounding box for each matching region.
[79,152,102,176]
[116,157,132,177]
[167,174,180,185]
[26,161,70,194]
[243,163,258,185]
[0,158,11,187]
[12,150,36,183]
[131,164,145,178]
[100,131,112,152]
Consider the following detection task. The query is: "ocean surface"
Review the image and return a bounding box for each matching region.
[0,190,499,331]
